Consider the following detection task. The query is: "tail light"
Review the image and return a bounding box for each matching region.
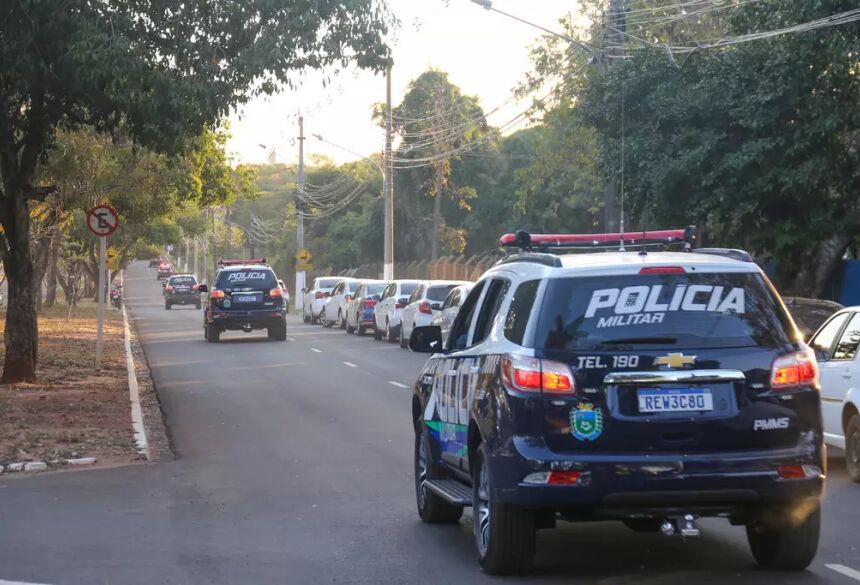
[164,286,174,293]
[363,298,376,309]
[501,355,574,394]
[269,288,283,297]
[418,301,432,314]
[770,345,818,390]
[315,291,325,299]
[210,290,225,300]
[192,284,199,292]
[639,266,686,275]
[395,302,406,309]
[523,471,583,485]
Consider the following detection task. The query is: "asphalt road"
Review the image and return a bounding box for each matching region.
[1,261,858,585]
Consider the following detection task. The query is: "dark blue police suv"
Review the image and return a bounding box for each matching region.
[198,259,287,342]
[408,229,823,575]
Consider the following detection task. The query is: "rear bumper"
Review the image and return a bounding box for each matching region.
[488,436,823,513]
[166,294,200,304]
[210,309,285,330]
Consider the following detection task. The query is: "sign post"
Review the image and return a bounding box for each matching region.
[87,205,120,368]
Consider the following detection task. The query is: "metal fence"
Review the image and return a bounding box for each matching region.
[305,253,501,284]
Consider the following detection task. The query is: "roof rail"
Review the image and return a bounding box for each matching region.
[499,226,696,253]
[694,248,754,263]
[495,253,562,268]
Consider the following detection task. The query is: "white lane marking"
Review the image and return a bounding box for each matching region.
[343,361,358,368]
[388,381,409,389]
[827,565,860,582]
[0,580,53,585]
[311,348,323,353]
[287,337,296,341]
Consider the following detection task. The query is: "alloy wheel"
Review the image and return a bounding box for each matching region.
[475,457,491,557]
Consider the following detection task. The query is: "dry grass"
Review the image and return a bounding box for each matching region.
[0,301,138,464]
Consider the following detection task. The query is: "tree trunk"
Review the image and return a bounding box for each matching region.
[43,229,60,308]
[32,233,51,313]
[785,232,851,298]
[0,192,38,383]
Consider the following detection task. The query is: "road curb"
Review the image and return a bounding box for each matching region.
[122,270,150,459]
[0,458,97,474]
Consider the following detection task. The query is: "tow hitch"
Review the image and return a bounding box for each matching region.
[242,323,253,332]
[660,514,701,538]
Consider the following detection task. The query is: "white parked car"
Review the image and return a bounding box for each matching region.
[431,283,472,348]
[321,278,362,328]
[373,280,419,342]
[807,307,860,482]
[399,280,471,348]
[302,276,341,324]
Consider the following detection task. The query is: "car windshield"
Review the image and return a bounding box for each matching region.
[317,278,339,289]
[216,269,278,291]
[400,282,418,296]
[534,272,793,351]
[365,283,387,296]
[427,285,456,302]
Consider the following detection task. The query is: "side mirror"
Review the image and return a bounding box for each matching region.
[430,303,442,311]
[370,294,381,302]
[409,325,444,354]
[397,297,409,305]
[197,284,209,293]
[302,287,308,293]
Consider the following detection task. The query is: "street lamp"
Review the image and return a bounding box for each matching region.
[468,0,605,71]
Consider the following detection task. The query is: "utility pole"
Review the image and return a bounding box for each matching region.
[249,201,257,258]
[383,66,394,281]
[295,115,306,311]
[603,0,626,234]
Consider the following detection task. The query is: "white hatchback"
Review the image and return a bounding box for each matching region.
[373,280,420,342]
[399,281,471,348]
[808,307,860,482]
[321,278,362,328]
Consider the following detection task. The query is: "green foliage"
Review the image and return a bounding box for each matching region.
[577,0,860,295]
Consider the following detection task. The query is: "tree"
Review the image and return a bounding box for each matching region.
[0,1,392,382]
[391,70,489,260]
[577,0,860,296]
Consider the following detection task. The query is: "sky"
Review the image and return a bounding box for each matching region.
[226,1,584,167]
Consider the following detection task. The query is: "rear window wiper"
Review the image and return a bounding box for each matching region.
[600,337,677,345]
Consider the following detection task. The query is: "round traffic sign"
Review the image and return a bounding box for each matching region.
[86,205,120,237]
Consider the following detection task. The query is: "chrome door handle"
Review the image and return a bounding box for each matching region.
[843,371,852,379]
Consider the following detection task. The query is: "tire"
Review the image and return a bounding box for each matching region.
[386,320,398,343]
[268,319,287,341]
[845,413,860,483]
[320,308,332,328]
[373,319,383,340]
[400,325,409,348]
[303,311,311,324]
[472,444,535,575]
[357,324,366,336]
[746,501,820,571]
[206,323,220,343]
[338,310,346,330]
[414,420,463,524]
[346,315,356,334]
[195,302,201,310]
[165,301,172,310]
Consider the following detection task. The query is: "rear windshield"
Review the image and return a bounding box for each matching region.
[535,272,792,351]
[317,278,339,289]
[170,276,195,285]
[427,285,456,302]
[399,282,418,296]
[216,269,278,291]
[366,283,387,296]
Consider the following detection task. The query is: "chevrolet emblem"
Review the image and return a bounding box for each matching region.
[653,353,697,368]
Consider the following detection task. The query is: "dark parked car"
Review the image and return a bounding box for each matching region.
[164,274,201,309]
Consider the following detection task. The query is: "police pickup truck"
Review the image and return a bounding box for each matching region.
[408,228,823,575]
[198,259,287,342]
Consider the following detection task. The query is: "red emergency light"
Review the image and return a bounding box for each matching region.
[217,258,268,267]
[500,227,695,251]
